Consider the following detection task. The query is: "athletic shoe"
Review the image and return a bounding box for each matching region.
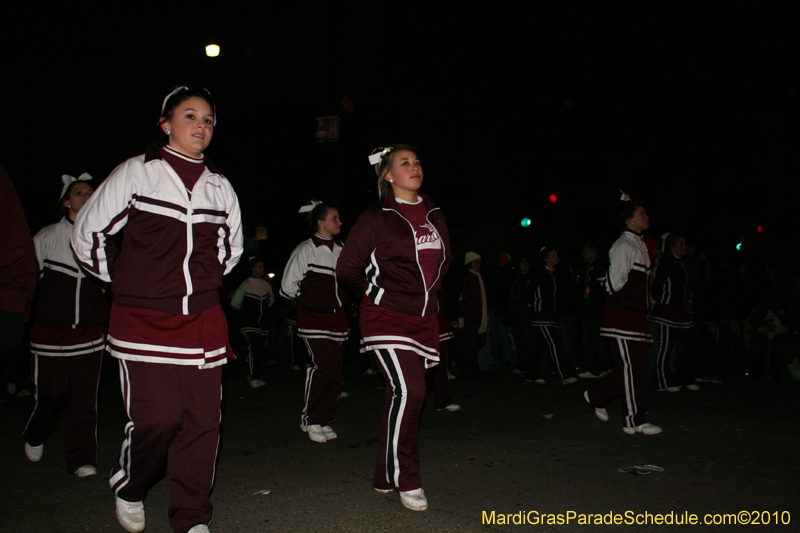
[338,391,349,398]
[115,497,145,533]
[374,487,393,494]
[562,377,579,385]
[321,425,337,440]
[583,390,609,422]
[623,423,663,435]
[363,368,375,375]
[399,488,428,511]
[248,379,264,388]
[512,368,523,374]
[447,371,457,380]
[75,465,97,477]
[300,424,327,443]
[578,371,599,379]
[291,365,301,371]
[435,404,461,412]
[24,442,43,462]
[187,525,210,533]
[685,384,700,391]
[656,386,681,392]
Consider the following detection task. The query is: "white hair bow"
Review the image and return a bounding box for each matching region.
[61,172,92,200]
[298,200,322,213]
[619,189,631,202]
[368,147,391,166]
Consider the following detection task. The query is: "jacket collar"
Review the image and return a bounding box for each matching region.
[381,188,439,212]
[144,141,222,176]
[622,228,644,240]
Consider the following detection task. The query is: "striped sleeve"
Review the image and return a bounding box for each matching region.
[71,157,140,282]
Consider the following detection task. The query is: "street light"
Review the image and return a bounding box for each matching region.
[206,44,220,57]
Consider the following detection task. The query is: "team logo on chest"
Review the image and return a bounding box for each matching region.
[416,222,441,249]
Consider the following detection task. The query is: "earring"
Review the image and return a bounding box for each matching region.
[166,129,171,135]
[389,179,394,183]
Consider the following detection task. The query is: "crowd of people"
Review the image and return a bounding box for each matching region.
[2,86,797,533]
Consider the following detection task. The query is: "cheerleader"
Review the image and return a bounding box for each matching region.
[280,200,349,443]
[23,174,108,477]
[337,144,451,512]
[72,86,242,533]
[231,257,275,388]
[649,233,700,392]
[584,191,662,435]
[525,246,578,385]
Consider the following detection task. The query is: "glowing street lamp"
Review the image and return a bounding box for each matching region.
[205,44,220,57]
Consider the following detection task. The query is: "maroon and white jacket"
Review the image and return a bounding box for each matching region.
[29,217,109,357]
[32,217,109,329]
[648,253,692,328]
[600,230,652,342]
[280,234,349,341]
[231,276,275,334]
[529,267,558,327]
[71,144,243,316]
[337,190,451,318]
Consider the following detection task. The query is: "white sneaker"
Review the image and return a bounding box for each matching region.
[24,442,43,462]
[187,525,210,533]
[512,368,523,374]
[656,386,681,392]
[583,390,608,422]
[248,379,265,388]
[300,423,327,443]
[578,371,599,379]
[562,376,579,385]
[115,497,145,533]
[447,371,457,380]
[435,404,461,412]
[75,465,97,477]
[338,391,349,398]
[685,384,700,391]
[374,487,393,494]
[321,425,338,440]
[399,488,428,511]
[623,423,663,435]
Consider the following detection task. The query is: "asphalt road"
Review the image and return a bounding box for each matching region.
[2,354,799,532]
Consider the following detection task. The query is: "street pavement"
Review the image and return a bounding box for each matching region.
[2,354,799,532]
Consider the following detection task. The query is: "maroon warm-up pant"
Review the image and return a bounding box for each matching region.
[432,340,452,410]
[301,337,344,426]
[109,359,222,533]
[587,337,649,428]
[23,352,103,473]
[654,324,697,389]
[372,348,428,491]
[525,324,573,381]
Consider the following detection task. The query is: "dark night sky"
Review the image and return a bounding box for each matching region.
[3,3,799,277]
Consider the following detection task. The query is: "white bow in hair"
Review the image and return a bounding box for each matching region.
[298,200,322,213]
[61,172,92,200]
[368,147,391,166]
[619,189,631,202]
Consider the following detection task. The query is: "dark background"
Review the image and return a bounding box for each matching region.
[3,3,799,279]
